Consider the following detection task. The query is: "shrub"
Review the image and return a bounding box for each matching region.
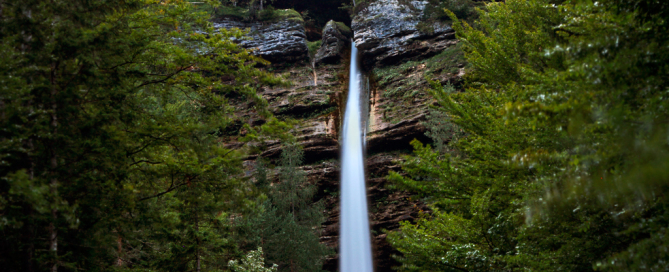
[307,40,322,58]
[258,5,277,21]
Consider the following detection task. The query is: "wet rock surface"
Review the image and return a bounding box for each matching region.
[222,8,467,268]
[352,0,456,69]
[234,52,465,272]
[315,20,352,66]
[251,50,464,272]
[306,153,427,272]
[212,17,309,64]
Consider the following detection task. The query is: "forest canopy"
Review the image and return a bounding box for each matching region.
[0,0,330,271]
[3,0,669,271]
[388,0,669,271]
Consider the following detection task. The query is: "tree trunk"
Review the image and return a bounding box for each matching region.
[49,62,59,272]
[195,210,201,272]
[116,234,123,266]
[49,180,57,272]
[22,207,35,272]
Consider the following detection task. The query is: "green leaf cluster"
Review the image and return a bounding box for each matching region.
[234,144,332,272]
[388,0,669,271]
[229,247,279,272]
[0,0,291,271]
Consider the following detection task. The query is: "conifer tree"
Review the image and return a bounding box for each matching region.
[229,247,279,272]
[0,0,289,271]
[387,0,669,271]
[237,143,331,272]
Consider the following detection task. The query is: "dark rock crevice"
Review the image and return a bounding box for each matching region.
[271,0,352,38]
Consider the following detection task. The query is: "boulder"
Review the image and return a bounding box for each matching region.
[212,16,309,64]
[314,20,352,65]
[352,0,456,69]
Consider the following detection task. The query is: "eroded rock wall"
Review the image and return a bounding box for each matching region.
[212,17,309,64]
[352,0,456,69]
[218,4,465,270]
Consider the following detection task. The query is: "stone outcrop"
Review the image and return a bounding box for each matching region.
[212,17,309,64]
[352,0,456,69]
[314,20,352,66]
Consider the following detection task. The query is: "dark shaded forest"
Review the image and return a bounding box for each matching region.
[1,0,668,271]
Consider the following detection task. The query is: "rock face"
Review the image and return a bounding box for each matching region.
[212,17,309,64]
[221,5,468,270]
[255,64,344,164]
[314,20,352,66]
[306,153,428,272]
[352,0,456,69]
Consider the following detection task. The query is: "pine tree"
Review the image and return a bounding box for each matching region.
[229,247,279,272]
[0,0,288,271]
[387,0,669,271]
[236,143,331,272]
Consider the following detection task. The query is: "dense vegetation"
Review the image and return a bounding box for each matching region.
[3,0,668,271]
[388,0,669,271]
[0,0,329,271]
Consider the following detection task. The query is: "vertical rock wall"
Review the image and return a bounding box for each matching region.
[217,3,465,270]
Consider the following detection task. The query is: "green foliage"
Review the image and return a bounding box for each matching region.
[422,87,465,154]
[441,0,477,20]
[229,247,279,272]
[308,40,322,58]
[234,144,332,271]
[418,0,480,33]
[257,6,303,23]
[334,22,353,37]
[215,2,302,23]
[0,0,290,271]
[388,0,669,271]
[217,5,253,19]
[258,5,278,21]
[270,8,303,23]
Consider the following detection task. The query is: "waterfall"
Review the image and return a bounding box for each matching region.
[339,42,373,272]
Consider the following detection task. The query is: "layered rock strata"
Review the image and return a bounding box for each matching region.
[307,153,428,272]
[255,64,343,164]
[212,17,309,64]
[216,9,467,271]
[352,0,456,69]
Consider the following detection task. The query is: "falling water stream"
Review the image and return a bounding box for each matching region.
[339,42,373,272]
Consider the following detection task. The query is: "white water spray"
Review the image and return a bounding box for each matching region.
[339,42,373,272]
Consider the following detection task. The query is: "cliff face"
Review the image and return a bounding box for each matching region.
[212,16,309,63]
[259,63,341,164]
[215,3,464,270]
[352,0,456,69]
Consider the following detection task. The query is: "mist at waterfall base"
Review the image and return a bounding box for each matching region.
[339,42,373,272]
